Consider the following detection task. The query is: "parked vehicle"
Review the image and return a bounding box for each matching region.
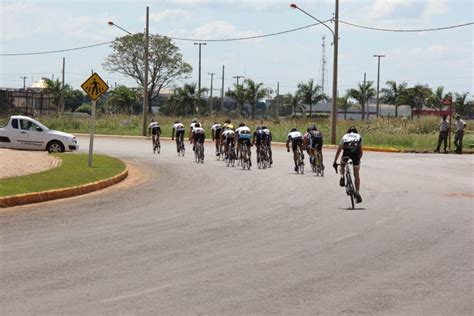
[0,115,79,152]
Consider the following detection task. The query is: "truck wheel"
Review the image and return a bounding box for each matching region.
[47,141,64,153]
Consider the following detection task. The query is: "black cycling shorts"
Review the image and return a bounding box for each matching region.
[292,138,303,152]
[176,129,184,141]
[342,150,361,166]
[151,127,161,136]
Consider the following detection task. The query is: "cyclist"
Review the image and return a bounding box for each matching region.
[220,126,235,159]
[211,122,223,157]
[286,128,304,172]
[222,119,235,131]
[191,122,206,152]
[252,126,264,163]
[333,126,363,203]
[148,119,161,150]
[262,126,273,165]
[235,122,252,167]
[171,120,185,153]
[189,117,199,150]
[306,124,324,169]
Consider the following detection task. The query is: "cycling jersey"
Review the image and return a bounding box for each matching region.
[193,127,205,144]
[190,122,199,131]
[309,130,323,149]
[149,122,161,135]
[223,123,235,131]
[211,124,223,138]
[288,131,303,151]
[236,126,251,135]
[173,123,185,131]
[340,132,362,166]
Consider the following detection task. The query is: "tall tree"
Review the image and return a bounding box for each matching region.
[348,81,376,120]
[43,78,70,114]
[226,83,247,118]
[169,83,208,116]
[428,86,450,112]
[284,93,304,117]
[381,80,407,117]
[244,79,271,119]
[296,79,326,117]
[454,92,471,117]
[104,86,140,115]
[337,95,351,120]
[64,88,85,112]
[400,84,432,118]
[103,34,192,114]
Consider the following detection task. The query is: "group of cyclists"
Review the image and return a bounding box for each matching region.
[149,118,364,204]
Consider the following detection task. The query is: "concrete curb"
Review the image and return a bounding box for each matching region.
[0,167,128,208]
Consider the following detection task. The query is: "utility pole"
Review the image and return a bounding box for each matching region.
[374,54,385,118]
[60,57,65,113]
[276,81,280,118]
[220,65,225,114]
[142,6,149,136]
[208,72,215,116]
[233,75,244,87]
[331,0,339,144]
[320,35,328,96]
[194,42,207,97]
[20,76,28,90]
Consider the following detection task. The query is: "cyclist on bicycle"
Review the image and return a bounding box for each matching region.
[189,118,199,151]
[333,126,363,203]
[171,120,185,153]
[211,122,223,157]
[235,122,252,166]
[306,124,324,169]
[222,119,235,131]
[191,122,205,150]
[262,126,273,165]
[252,126,264,163]
[220,126,235,159]
[148,119,161,149]
[286,128,304,172]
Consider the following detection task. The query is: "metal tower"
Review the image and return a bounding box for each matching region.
[319,35,329,96]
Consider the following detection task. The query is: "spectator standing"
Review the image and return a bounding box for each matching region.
[434,115,449,153]
[454,114,466,154]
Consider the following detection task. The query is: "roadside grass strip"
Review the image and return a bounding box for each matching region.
[0,153,126,197]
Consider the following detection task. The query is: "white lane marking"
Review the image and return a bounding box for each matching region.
[100,285,173,303]
[376,218,390,225]
[333,233,357,242]
[256,255,288,264]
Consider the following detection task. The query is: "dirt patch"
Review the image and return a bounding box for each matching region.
[0,149,61,179]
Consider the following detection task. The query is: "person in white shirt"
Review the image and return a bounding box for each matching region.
[333,126,363,203]
[171,120,185,153]
[148,119,161,150]
[220,127,235,159]
[454,114,466,154]
[235,122,252,166]
[286,128,304,172]
[434,115,449,153]
[211,122,223,157]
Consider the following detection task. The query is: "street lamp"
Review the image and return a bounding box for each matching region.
[107,7,149,136]
[373,54,385,118]
[291,2,339,144]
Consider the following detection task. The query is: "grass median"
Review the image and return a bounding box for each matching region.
[0,153,126,197]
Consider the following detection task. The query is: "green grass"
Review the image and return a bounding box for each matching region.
[6,114,472,152]
[0,153,126,197]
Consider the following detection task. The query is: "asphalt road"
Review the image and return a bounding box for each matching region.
[1,136,473,315]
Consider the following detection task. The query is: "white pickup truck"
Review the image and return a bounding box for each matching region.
[0,115,79,152]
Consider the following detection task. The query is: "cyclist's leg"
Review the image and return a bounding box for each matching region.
[353,165,360,191]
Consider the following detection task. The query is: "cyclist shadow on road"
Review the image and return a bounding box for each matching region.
[337,207,366,211]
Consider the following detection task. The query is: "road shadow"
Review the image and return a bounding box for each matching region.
[337,207,366,211]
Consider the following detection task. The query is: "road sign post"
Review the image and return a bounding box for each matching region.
[81,73,109,167]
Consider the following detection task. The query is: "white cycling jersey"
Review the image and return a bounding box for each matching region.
[222,130,235,138]
[173,123,184,130]
[235,126,251,134]
[193,127,205,134]
[262,128,271,135]
[149,122,159,128]
[190,122,199,130]
[340,132,362,146]
[211,123,222,131]
[287,131,303,139]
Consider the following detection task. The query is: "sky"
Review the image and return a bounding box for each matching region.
[1,0,473,99]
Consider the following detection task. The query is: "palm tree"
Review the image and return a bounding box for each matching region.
[428,86,450,112]
[296,79,326,117]
[337,95,351,120]
[171,83,206,116]
[454,92,471,117]
[43,78,69,114]
[381,80,407,117]
[400,84,432,118]
[348,81,376,120]
[284,92,303,117]
[226,83,247,118]
[243,79,271,119]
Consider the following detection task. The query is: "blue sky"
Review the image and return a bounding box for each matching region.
[1,0,473,99]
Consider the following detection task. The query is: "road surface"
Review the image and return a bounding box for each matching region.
[1,136,472,314]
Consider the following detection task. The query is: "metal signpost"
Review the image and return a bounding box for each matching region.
[81,73,109,167]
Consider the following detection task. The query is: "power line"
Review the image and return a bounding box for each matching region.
[339,20,474,32]
[1,19,472,57]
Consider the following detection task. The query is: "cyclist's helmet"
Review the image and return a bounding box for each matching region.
[256,126,262,130]
[291,128,298,132]
[262,126,267,129]
[347,126,358,134]
[175,120,179,124]
[311,124,317,130]
[192,118,198,123]
[225,119,231,124]
[239,122,245,127]
[195,123,201,128]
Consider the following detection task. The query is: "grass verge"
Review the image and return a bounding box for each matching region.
[0,153,126,197]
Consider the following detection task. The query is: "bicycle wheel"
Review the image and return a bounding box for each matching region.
[200,146,205,163]
[300,160,304,174]
[157,142,161,154]
[346,173,355,209]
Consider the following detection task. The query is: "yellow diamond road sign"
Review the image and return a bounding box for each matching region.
[81,73,109,101]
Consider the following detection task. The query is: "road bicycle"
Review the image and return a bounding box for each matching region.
[152,134,161,154]
[226,142,236,167]
[194,142,204,164]
[240,143,251,170]
[258,143,271,169]
[176,137,185,157]
[335,157,356,210]
[310,146,324,176]
[295,149,304,174]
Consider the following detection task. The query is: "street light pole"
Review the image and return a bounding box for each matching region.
[233,75,244,87]
[208,72,215,116]
[373,54,385,118]
[291,2,339,144]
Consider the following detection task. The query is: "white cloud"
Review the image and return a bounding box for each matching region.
[173,20,262,41]
[368,0,414,20]
[149,9,193,23]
